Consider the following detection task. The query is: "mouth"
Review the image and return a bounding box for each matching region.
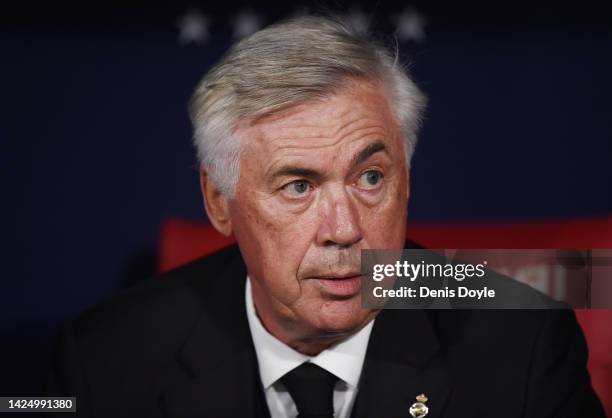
[311,273,362,297]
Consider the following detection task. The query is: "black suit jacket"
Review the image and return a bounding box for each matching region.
[47,243,605,417]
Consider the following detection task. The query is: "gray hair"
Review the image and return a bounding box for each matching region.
[189,15,426,196]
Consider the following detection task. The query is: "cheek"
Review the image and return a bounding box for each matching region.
[231,193,319,294]
[256,198,318,259]
[360,178,408,248]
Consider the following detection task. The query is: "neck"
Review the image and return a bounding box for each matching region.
[250,281,375,356]
[286,331,350,356]
[254,300,345,356]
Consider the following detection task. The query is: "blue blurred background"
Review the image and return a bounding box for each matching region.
[2,1,611,395]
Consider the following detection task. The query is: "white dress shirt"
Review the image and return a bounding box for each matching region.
[245,277,374,418]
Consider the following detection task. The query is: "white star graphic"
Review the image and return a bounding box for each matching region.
[231,9,263,40]
[177,9,210,45]
[393,8,427,43]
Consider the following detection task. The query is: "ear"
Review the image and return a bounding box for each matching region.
[199,167,233,236]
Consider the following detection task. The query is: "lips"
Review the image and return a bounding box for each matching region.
[314,272,361,280]
[312,273,362,297]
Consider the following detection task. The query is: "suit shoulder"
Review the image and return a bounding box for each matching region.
[431,303,579,354]
[70,244,242,344]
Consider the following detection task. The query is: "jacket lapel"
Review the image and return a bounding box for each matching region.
[353,308,453,418]
[161,249,264,417]
[161,319,258,417]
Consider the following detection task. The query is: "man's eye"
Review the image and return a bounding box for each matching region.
[282,180,312,197]
[358,170,383,189]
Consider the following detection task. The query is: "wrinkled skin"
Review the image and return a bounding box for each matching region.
[200,78,409,355]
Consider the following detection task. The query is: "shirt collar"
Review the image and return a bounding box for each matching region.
[245,276,374,389]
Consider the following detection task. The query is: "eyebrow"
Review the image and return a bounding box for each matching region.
[350,140,388,167]
[269,140,389,181]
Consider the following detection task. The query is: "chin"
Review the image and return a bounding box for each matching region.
[311,298,372,334]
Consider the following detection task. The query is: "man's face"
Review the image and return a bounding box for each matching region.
[228,79,409,341]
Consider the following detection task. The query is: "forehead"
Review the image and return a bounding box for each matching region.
[238,79,402,157]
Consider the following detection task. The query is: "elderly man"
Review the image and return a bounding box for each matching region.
[47,16,604,418]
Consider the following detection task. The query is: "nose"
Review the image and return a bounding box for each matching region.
[316,185,364,248]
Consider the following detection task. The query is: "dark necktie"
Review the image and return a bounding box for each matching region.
[280,362,339,418]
